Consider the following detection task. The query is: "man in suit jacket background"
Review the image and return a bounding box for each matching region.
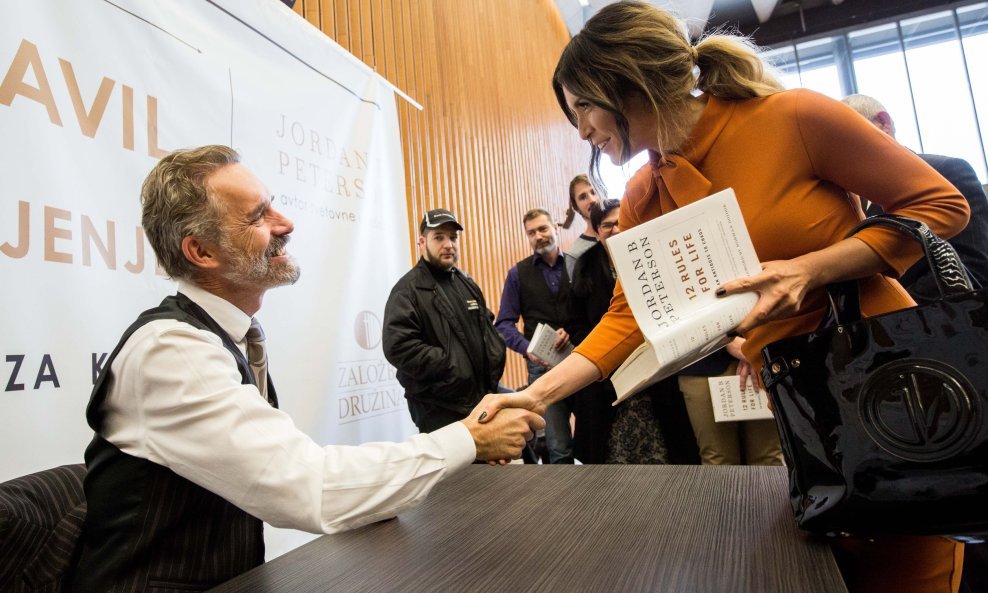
[843,94,988,302]
[67,145,543,593]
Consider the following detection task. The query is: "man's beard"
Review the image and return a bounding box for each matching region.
[424,246,457,271]
[221,234,301,288]
[534,237,556,257]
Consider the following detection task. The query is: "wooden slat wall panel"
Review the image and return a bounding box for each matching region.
[293,0,589,388]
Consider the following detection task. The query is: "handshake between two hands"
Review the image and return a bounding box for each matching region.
[459,390,546,464]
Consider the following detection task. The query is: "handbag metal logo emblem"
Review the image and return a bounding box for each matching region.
[858,359,981,462]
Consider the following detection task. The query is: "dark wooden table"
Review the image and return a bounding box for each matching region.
[208,465,848,593]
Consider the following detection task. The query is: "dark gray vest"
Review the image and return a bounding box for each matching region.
[516,256,575,340]
[68,293,276,593]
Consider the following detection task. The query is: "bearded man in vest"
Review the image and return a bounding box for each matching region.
[66,145,544,592]
[495,208,588,464]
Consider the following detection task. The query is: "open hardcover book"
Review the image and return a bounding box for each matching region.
[526,322,574,368]
[607,188,761,403]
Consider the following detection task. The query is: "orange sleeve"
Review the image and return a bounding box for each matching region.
[793,90,970,276]
[572,278,646,378]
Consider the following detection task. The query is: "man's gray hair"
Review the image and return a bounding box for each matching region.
[141,145,239,280]
[842,94,894,135]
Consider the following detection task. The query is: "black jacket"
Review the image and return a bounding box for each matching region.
[383,258,506,418]
[570,242,616,344]
[866,153,988,303]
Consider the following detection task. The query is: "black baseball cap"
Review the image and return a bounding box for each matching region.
[419,208,464,234]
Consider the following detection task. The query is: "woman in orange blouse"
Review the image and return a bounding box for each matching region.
[482,2,969,592]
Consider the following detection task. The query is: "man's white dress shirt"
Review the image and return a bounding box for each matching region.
[99,281,475,534]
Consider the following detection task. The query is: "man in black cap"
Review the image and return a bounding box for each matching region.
[383,209,508,432]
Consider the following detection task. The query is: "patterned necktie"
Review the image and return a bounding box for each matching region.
[245,318,268,401]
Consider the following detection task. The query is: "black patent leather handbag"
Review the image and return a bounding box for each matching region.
[761,214,988,537]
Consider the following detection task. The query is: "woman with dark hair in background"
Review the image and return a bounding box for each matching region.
[567,199,623,463]
[482,2,969,591]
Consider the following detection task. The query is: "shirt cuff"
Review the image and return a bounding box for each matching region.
[428,421,476,469]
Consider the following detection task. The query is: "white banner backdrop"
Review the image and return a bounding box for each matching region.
[0,0,416,558]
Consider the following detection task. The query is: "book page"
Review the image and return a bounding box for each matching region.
[610,342,660,402]
[526,322,573,368]
[607,188,759,366]
[650,299,752,371]
[611,303,744,404]
[708,376,773,422]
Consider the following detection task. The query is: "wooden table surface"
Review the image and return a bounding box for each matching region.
[208,465,848,593]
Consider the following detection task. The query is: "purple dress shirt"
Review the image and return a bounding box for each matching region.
[495,252,566,355]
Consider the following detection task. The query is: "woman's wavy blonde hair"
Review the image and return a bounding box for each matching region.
[552,1,784,190]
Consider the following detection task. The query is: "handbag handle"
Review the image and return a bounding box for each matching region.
[822,214,974,326]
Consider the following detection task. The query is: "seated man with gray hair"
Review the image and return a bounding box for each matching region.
[66,145,544,593]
